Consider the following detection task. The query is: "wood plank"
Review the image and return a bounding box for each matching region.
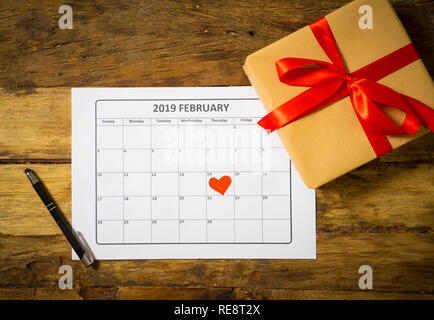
[0,232,433,294]
[0,164,71,236]
[0,87,433,161]
[0,88,70,161]
[0,287,432,300]
[230,288,434,300]
[318,160,434,234]
[0,163,432,236]
[0,287,234,300]
[0,0,432,88]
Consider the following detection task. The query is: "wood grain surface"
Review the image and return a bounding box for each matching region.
[0,0,433,300]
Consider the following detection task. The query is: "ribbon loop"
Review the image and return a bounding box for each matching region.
[258,17,434,157]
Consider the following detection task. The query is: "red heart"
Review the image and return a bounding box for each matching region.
[209,175,232,195]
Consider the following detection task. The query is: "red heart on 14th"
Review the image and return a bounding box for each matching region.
[209,176,232,195]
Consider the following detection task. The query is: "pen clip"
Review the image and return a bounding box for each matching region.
[76,231,95,266]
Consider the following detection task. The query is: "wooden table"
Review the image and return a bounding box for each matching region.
[0,0,433,300]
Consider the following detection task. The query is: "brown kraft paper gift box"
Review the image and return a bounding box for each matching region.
[243,0,434,188]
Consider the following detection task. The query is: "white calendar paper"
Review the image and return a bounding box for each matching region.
[72,87,316,259]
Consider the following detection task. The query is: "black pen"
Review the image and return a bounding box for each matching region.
[24,168,94,267]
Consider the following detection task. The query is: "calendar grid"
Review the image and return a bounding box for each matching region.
[232,122,236,242]
[177,119,180,243]
[149,124,153,242]
[96,218,292,221]
[205,119,208,243]
[96,101,292,245]
[96,194,291,197]
[289,156,293,243]
[121,118,125,243]
[261,125,264,243]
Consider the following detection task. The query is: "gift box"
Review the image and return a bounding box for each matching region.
[243,0,434,188]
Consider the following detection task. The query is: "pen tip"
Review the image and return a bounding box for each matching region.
[24,168,39,184]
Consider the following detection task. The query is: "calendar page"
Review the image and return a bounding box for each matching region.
[72,87,316,259]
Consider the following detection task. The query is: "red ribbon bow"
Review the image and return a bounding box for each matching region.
[258,17,434,156]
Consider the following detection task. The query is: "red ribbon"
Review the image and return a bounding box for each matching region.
[258,17,434,156]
